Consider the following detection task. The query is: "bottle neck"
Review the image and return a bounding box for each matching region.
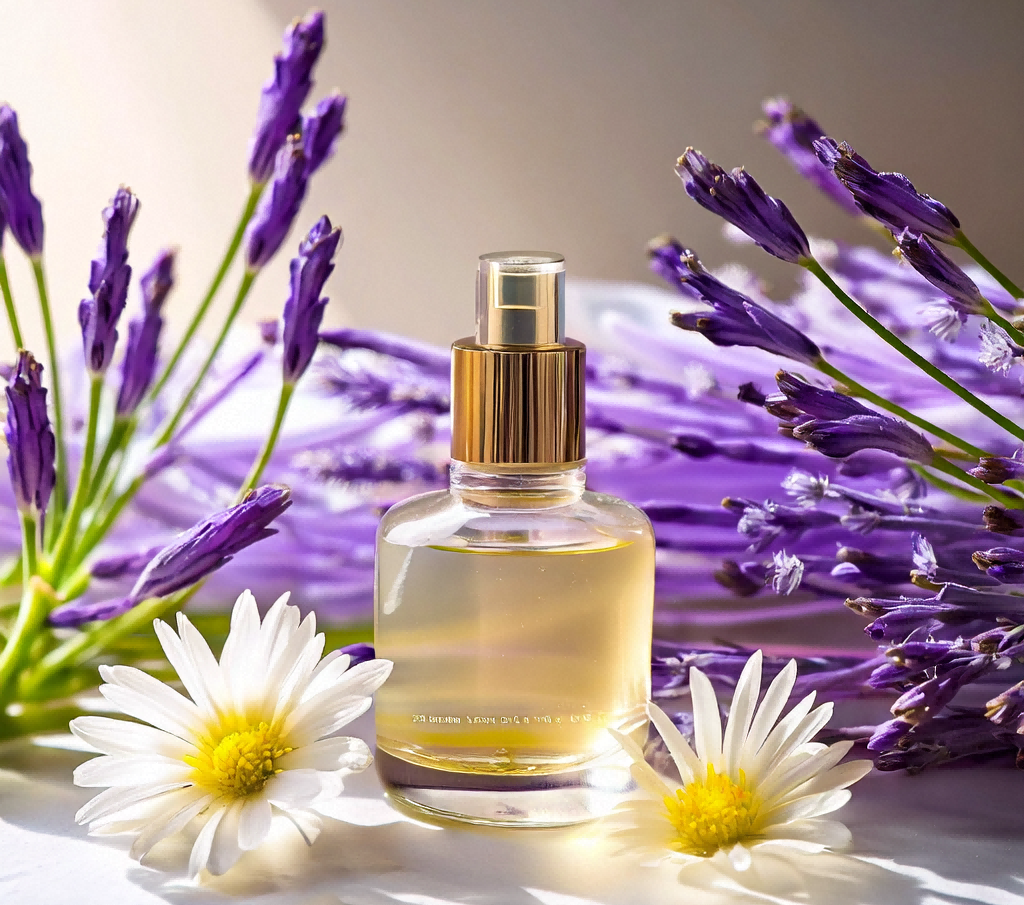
[449,460,586,508]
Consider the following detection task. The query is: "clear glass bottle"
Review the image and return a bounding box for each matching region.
[374,253,655,826]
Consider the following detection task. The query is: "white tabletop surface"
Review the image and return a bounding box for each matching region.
[1,708,1022,905]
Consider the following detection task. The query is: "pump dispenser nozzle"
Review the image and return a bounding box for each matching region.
[476,252,565,346]
[452,251,584,466]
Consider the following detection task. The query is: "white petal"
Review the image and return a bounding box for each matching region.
[153,619,217,719]
[98,665,205,740]
[607,728,674,800]
[219,591,262,712]
[762,817,853,851]
[70,716,195,759]
[76,781,190,825]
[689,668,723,769]
[237,796,273,851]
[788,758,872,800]
[727,842,752,871]
[722,651,761,776]
[74,754,192,788]
[276,736,372,773]
[744,659,797,758]
[280,807,322,846]
[647,703,700,783]
[207,798,245,876]
[264,768,325,808]
[304,651,352,700]
[766,788,851,825]
[282,694,373,746]
[758,740,854,805]
[130,787,216,862]
[749,695,830,784]
[268,631,326,725]
[333,657,394,698]
[189,804,226,879]
[177,613,231,709]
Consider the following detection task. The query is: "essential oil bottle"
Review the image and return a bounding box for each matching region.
[374,252,655,826]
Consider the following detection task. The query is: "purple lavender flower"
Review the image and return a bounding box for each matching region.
[4,351,56,517]
[970,454,1024,485]
[814,138,960,242]
[675,148,811,263]
[0,105,44,257]
[302,92,346,176]
[50,485,292,626]
[978,322,1024,375]
[771,371,873,420]
[282,216,341,383]
[757,98,861,216]
[793,414,934,463]
[319,327,453,375]
[79,187,140,374]
[116,249,175,417]
[248,10,325,185]
[895,229,985,315]
[338,641,376,668]
[245,138,308,271]
[986,681,1024,733]
[971,547,1024,583]
[652,239,821,364]
[873,713,1024,772]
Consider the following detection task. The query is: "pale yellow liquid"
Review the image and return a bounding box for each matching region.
[375,539,654,776]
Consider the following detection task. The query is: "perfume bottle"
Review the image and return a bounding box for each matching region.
[374,252,655,826]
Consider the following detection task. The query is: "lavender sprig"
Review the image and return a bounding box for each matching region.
[247,9,325,185]
[245,138,308,271]
[302,91,347,177]
[4,351,55,520]
[50,485,292,626]
[675,148,811,264]
[0,105,44,257]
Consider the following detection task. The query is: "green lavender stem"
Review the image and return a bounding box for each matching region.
[31,259,68,519]
[148,183,263,402]
[805,258,1024,446]
[815,359,989,459]
[153,270,257,446]
[236,382,293,501]
[50,376,103,581]
[0,254,24,349]
[956,231,1024,305]
[83,416,132,508]
[0,516,45,703]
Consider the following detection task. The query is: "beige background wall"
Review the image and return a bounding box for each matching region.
[0,0,1022,361]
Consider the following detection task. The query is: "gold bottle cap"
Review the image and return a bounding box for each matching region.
[451,252,584,465]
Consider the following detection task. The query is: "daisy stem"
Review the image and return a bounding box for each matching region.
[236,381,293,502]
[50,376,104,581]
[815,359,989,459]
[928,454,1024,508]
[148,182,263,403]
[805,258,1024,446]
[955,230,1024,305]
[0,517,47,703]
[31,258,68,522]
[0,253,24,349]
[152,269,257,447]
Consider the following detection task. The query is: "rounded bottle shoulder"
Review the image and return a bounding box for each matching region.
[378,487,653,551]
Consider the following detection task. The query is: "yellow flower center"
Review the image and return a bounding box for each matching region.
[664,763,760,857]
[186,721,293,798]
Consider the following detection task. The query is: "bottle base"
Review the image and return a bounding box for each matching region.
[375,747,634,827]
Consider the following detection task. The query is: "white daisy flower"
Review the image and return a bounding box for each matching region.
[609,650,871,873]
[70,589,392,879]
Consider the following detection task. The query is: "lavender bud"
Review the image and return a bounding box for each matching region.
[79,187,140,374]
[4,351,56,517]
[793,414,934,463]
[302,91,346,176]
[774,370,872,419]
[89,544,164,581]
[319,327,451,374]
[0,105,44,257]
[338,641,375,667]
[116,249,175,417]
[675,148,811,264]
[50,485,292,626]
[971,546,1024,583]
[986,681,1024,731]
[866,718,912,752]
[248,10,325,185]
[813,138,960,242]
[978,322,1024,375]
[895,229,985,315]
[969,454,1024,485]
[983,505,1024,536]
[282,215,342,383]
[757,98,861,215]
[652,240,820,363]
[245,138,308,271]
